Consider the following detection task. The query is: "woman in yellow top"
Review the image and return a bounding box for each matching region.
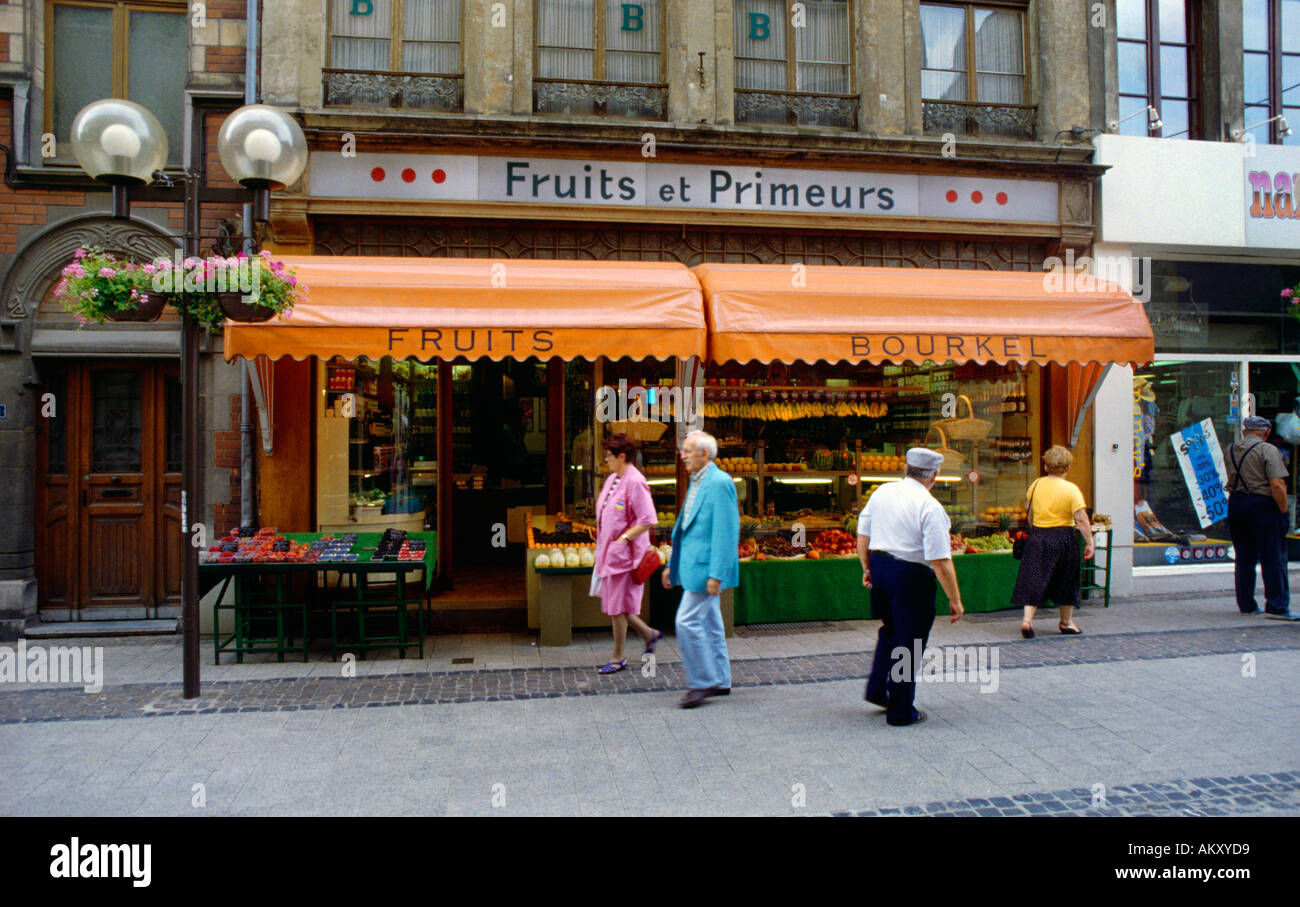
[1012,445,1095,638]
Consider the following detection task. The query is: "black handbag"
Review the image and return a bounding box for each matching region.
[1012,484,1036,560]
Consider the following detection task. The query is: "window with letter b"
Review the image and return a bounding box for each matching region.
[734,0,855,128]
[534,0,666,119]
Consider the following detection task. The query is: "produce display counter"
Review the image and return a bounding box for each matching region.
[199,531,437,662]
[734,553,1021,624]
[528,561,734,647]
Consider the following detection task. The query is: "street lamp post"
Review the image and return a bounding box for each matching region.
[71,98,307,699]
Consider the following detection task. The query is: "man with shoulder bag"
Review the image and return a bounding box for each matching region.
[1225,416,1294,619]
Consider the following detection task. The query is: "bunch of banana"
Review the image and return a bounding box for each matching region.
[699,399,889,421]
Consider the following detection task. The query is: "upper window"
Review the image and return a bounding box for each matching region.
[920,2,1031,138]
[1244,0,1299,146]
[1116,0,1199,139]
[47,1,187,165]
[734,0,854,128]
[534,0,666,119]
[325,0,464,111]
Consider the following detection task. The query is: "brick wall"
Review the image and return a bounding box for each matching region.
[196,0,250,77]
[213,393,245,532]
[0,103,87,255]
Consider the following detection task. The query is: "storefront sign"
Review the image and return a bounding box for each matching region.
[1133,383,1144,478]
[849,334,1051,361]
[1244,145,1300,248]
[310,152,1060,222]
[1170,418,1229,528]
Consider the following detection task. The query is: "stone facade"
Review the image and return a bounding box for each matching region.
[0,0,254,635]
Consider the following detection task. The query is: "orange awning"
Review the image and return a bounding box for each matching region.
[695,264,1154,367]
[224,257,706,362]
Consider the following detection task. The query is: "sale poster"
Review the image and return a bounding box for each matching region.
[1170,419,1229,528]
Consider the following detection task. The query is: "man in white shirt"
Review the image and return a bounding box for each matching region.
[857,448,965,726]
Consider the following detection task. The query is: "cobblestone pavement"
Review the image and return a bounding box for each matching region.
[0,624,1296,724]
[829,771,1300,817]
[2,594,1298,817]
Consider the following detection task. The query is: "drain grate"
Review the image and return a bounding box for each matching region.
[735,620,854,636]
[451,657,474,665]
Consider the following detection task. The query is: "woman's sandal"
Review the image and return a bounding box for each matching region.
[1020,625,1035,639]
[598,659,627,674]
[1059,624,1082,635]
[645,630,663,654]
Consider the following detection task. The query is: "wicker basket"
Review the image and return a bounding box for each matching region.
[607,420,668,443]
[925,426,967,472]
[930,394,993,441]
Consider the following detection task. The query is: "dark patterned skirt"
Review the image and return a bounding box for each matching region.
[1011,526,1082,608]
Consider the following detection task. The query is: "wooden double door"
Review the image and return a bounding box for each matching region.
[35,361,183,617]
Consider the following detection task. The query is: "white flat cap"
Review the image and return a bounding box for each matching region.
[906,447,945,471]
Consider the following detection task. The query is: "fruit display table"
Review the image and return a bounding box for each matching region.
[200,531,436,662]
[734,553,1021,624]
[529,560,734,646]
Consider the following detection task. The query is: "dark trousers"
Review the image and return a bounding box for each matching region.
[865,552,938,724]
[1228,493,1290,614]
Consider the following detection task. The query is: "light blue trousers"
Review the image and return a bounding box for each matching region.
[675,590,731,691]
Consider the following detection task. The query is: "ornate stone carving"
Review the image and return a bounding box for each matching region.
[1060,180,1092,227]
[314,218,1050,272]
[323,70,464,112]
[533,81,667,119]
[734,91,857,128]
[922,102,1037,140]
[1,215,177,320]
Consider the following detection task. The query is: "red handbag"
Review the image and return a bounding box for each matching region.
[631,547,662,584]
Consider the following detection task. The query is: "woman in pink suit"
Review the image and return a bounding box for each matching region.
[594,433,663,674]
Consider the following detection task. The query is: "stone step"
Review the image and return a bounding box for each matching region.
[24,619,178,639]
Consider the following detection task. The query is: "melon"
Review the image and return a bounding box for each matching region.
[534,554,551,569]
[565,552,580,567]
[579,550,595,567]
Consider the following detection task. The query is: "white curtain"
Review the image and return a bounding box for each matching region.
[796,0,849,94]
[920,3,966,100]
[735,0,787,91]
[331,0,393,70]
[538,0,595,79]
[402,0,462,74]
[973,8,1024,103]
[606,0,661,83]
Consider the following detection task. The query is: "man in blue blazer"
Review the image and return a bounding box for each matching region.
[662,430,740,708]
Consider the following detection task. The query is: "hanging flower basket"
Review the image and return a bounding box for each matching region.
[216,291,277,322]
[154,251,306,332]
[104,294,167,322]
[54,247,161,325]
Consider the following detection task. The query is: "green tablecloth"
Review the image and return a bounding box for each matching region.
[201,531,438,591]
[734,553,1020,624]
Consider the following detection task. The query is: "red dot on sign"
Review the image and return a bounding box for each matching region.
[401,168,416,183]
[996,192,1008,205]
[945,190,958,203]
[971,190,984,204]
[432,169,447,184]
[370,167,386,182]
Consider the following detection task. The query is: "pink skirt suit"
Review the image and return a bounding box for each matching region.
[593,466,657,616]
